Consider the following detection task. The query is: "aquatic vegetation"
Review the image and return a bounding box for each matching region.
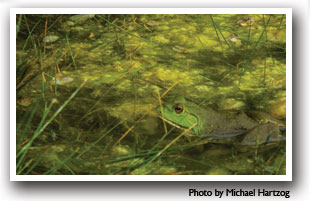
[69,14,95,23]
[237,16,255,27]
[43,35,59,43]
[16,14,286,175]
[17,96,33,107]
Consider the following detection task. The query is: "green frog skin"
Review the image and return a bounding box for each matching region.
[157,96,285,146]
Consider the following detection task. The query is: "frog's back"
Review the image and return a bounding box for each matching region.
[199,108,259,137]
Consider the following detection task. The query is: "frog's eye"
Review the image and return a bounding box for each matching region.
[174,104,184,114]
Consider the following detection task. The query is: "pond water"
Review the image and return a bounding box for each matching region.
[16,14,286,175]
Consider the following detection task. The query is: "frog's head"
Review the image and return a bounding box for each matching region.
[156,96,203,135]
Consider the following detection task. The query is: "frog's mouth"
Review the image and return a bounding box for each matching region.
[158,115,191,131]
[158,113,200,134]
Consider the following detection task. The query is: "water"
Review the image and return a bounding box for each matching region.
[16,14,286,175]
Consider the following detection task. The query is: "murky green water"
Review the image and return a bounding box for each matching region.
[16,14,286,175]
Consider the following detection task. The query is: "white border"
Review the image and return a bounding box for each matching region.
[10,8,292,181]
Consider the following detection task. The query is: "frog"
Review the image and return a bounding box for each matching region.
[156,96,285,146]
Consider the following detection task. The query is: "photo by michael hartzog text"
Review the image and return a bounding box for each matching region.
[188,188,290,198]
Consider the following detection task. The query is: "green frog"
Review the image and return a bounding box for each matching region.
[156,96,285,146]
